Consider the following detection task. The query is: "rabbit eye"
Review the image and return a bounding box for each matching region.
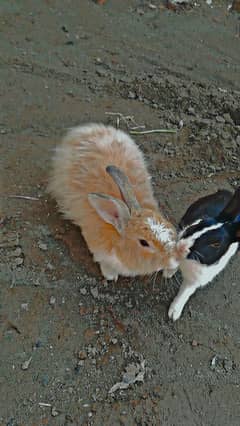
[139,239,150,247]
[210,241,220,248]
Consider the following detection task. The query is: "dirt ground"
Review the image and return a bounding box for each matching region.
[1,0,240,425]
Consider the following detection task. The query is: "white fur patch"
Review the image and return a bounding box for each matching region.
[168,242,239,321]
[181,241,239,288]
[146,217,175,248]
[181,222,223,248]
[178,219,201,239]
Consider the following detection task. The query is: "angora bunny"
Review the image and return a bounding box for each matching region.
[48,123,179,280]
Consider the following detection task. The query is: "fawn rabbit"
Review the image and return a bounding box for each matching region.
[48,123,179,280]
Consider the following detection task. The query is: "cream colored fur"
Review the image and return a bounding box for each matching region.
[48,124,178,279]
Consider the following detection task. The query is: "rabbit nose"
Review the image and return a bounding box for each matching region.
[176,240,190,259]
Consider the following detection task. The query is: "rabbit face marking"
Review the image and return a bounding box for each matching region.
[146,217,176,249]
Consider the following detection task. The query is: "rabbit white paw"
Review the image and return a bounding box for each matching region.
[100,262,118,282]
[168,299,184,321]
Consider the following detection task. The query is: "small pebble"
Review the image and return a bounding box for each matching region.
[191,339,198,347]
[49,296,56,306]
[51,407,59,417]
[216,115,225,123]
[21,356,32,370]
[80,287,87,295]
[46,262,54,270]
[90,287,99,299]
[188,107,195,115]
[128,90,136,99]
[149,3,157,9]
[78,350,87,360]
[12,247,22,257]
[38,242,48,251]
[96,68,108,77]
[21,303,28,311]
[14,257,24,266]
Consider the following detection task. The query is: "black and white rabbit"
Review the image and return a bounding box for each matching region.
[167,188,240,321]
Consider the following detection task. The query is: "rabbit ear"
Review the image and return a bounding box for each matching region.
[106,165,140,212]
[179,189,232,229]
[218,187,240,222]
[88,193,130,234]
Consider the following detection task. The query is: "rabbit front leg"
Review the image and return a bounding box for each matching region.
[168,278,200,321]
[99,261,119,282]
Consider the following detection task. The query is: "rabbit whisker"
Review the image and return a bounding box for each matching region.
[193,250,204,261]
[152,271,159,290]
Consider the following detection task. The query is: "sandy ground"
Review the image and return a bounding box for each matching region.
[1,0,240,425]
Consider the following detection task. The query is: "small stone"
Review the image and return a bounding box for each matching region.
[78,350,87,360]
[12,247,22,257]
[46,262,54,270]
[34,278,41,286]
[188,107,195,115]
[198,118,211,128]
[149,3,157,9]
[216,116,225,123]
[51,407,59,417]
[61,25,68,33]
[111,338,118,345]
[21,356,32,370]
[80,287,87,295]
[21,303,28,311]
[128,91,136,99]
[14,257,24,266]
[90,287,99,299]
[96,68,108,77]
[223,113,233,124]
[179,119,184,129]
[49,296,56,306]
[191,339,198,347]
[38,241,48,251]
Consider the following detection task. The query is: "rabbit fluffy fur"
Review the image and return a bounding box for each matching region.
[48,124,179,280]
